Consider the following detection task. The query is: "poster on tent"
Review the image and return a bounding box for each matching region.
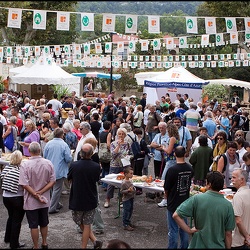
[143,81,204,106]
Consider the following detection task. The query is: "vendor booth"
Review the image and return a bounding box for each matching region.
[143,66,209,105]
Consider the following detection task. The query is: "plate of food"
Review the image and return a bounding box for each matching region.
[224,194,234,202]
[105,174,118,179]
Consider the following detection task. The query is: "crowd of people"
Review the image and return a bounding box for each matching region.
[0,87,250,248]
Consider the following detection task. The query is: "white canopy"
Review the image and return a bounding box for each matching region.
[10,56,81,85]
[9,63,33,75]
[207,78,250,90]
[134,71,165,86]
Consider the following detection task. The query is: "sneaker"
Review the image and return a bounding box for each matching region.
[104,201,110,208]
[94,240,103,249]
[158,199,167,207]
[123,225,134,231]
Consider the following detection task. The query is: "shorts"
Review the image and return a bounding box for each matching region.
[72,209,95,226]
[26,207,49,229]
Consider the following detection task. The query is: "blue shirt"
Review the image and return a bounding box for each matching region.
[152,132,169,161]
[43,138,72,180]
[203,118,217,145]
[178,126,192,148]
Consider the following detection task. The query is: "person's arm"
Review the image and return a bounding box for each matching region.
[235,216,250,244]
[217,155,225,173]
[225,230,232,249]
[106,132,112,149]
[173,211,197,234]
[2,125,11,138]
[185,139,192,158]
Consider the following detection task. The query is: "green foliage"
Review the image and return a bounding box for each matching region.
[50,85,71,99]
[202,83,228,102]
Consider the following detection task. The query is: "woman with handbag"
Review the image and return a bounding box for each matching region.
[2,116,18,153]
[1,150,25,249]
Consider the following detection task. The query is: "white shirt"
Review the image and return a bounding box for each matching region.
[143,108,150,126]
[191,135,213,153]
[47,99,62,117]
[237,147,247,167]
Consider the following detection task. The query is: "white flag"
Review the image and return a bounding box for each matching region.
[230,32,238,44]
[105,42,112,53]
[102,14,115,32]
[95,43,102,54]
[43,46,50,56]
[81,13,94,31]
[57,12,70,31]
[128,41,135,52]
[148,16,160,33]
[215,33,225,46]
[33,10,46,30]
[244,17,250,33]
[152,39,161,50]
[16,46,22,57]
[179,37,188,48]
[245,33,250,43]
[64,45,70,56]
[24,47,30,57]
[6,47,13,57]
[83,44,90,55]
[166,38,174,49]
[225,18,237,33]
[140,40,148,51]
[73,44,81,55]
[205,17,216,34]
[54,45,61,56]
[7,8,22,28]
[201,34,209,46]
[125,15,137,34]
[117,42,124,53]
[186,17,198,33]
[34,46,41,56]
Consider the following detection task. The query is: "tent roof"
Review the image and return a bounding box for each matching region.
[9,64,32,75]
[207,78,250,90]
[134,71,165,85]
[10,56,80,85]
[72,71,121,80]
[144,66,208,89]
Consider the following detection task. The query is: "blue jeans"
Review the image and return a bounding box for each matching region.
[122,198,134,227]
[167,210,189,249]
[161,159,176,180]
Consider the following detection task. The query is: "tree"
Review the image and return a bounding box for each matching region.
[202,83,228,103]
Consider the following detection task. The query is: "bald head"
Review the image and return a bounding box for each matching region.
[80,143,94,159]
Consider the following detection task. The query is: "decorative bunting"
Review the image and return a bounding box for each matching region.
[102,14,115,32]
[148,16,160,33]
[33,10,47,30]
[186,17,198,34]
[140,40,149,51]
[153,39,161,50]
[57,12,70,31]
[125,15,137,34]
[105,42,112,53]
[7,8,22,29]
[179,37,188,48]
[215,33,225,46]
[225,17,237,33]
[117,42,124,53]
[166,38,174,49]
[201,34,209,46]
[230,32,238,44]
[81,13,94,31]
[205,17,216,34]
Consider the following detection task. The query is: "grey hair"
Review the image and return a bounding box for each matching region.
[205,111,213,118]
[63,122,72,132]
[120,123,131,132]
[10,150,22,165]
[9,115,17,125]
[158,121,167,128]
[28,142,41,155]
[117,127,127,136]
[80,121,91,131]
[234,168,249,182]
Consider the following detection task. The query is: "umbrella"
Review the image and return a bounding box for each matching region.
[72,71,121,80]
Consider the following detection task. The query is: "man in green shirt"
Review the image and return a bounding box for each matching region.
[173,171,235,249]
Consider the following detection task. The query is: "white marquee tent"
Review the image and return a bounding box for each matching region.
[134,71,165,86]
[207,78,250,89]
[143,66,209,104]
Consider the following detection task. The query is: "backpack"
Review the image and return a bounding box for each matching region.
[98,142,112,163]
[238,115,245,128]
[127,134,141,160]
[220,152,240,173]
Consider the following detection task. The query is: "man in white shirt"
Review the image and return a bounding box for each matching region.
[46,93,62,118]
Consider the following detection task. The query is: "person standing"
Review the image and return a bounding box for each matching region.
[164,146,194,249]
[231,168,250,249]
[120,167,136,231]
[19,142,56,249]
[139,93,147,113]
[68,143,103,249]
[173,171,235,249]
[46,93,62,119]
[43,128,72,214]
[1,150,25,249]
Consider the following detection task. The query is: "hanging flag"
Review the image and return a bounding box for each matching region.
[14,57,19,64]
[128,41,135,52]
[205,17,216,34]
[16,46,22,57]
[201,34,209,46]
[34,46,41,56]
[73,44,81,55]
[7,8,22,28]
[23,57,28,65]
[57,12,70,31]
[140,40,148,51]
[244,17,250,33]
[33,10,46,30]
[179,37,188,48]
[117,42,124,53]
[105,42,112,53]
[6,47,12,57]
[166,38,174,49]
[102,14,115,32]
[148,16,160,33]
[54,45,61,56]
[81,13,94,31]
[230,32,238,44]
[225,17,237,33]
[83,44,90,55]
[186,17,198,33]
[125,15,137,34]
[24,46,30,57]
[245,33,250,43]
[43,46,50,56]
[153,39,161,50]
[139,62,145,69]
[64,45,70,56]
[215,33,225,46]
[95,43,102,54]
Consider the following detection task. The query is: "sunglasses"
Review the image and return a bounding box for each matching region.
[217,137,224,140]
[79,128,84,130]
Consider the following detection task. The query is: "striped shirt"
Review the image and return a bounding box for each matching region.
[1,164,20,193]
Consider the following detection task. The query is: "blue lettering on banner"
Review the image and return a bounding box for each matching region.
[144,80,206,89]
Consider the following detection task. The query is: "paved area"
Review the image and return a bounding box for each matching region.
[0,159,187,249]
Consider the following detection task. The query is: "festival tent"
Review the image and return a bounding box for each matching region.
[144,66,209,105]
[9,64,32,75]
[134,71,165,86]
[207,78,250,89]
[72,71,122,80]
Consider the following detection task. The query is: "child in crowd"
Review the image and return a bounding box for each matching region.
[120,167,136,231]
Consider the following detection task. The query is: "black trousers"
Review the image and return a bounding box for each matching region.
[3,196,25,249]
